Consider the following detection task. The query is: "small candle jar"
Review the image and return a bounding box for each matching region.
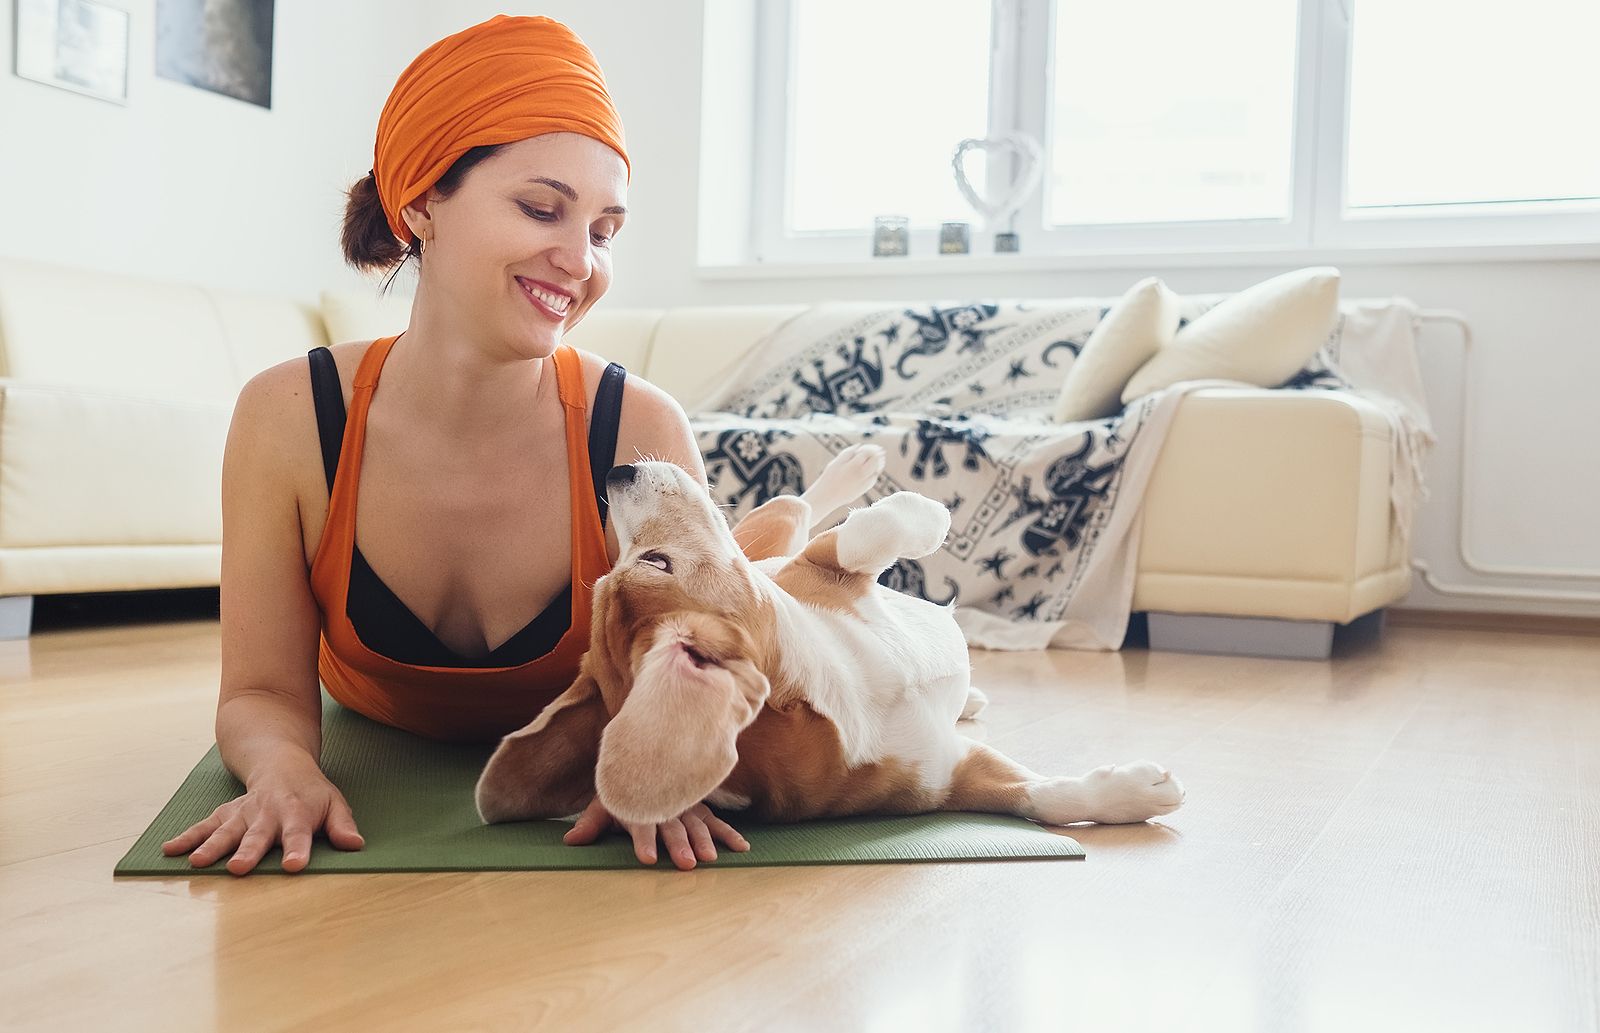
[872,215,910,257]
[939,222,971,255]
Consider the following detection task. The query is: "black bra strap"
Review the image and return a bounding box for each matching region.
[307,347,346,493]
[588,362,627,527]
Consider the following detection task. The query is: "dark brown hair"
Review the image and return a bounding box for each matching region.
[340,144,505,292]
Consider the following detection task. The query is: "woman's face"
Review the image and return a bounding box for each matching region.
[411,132,628,356]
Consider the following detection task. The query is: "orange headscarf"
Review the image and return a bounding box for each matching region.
[372,14,629,244]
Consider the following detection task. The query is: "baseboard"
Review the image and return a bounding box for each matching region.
[1389,608,1600,638]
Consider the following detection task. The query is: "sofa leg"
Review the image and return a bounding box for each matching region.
[1146,612,1337,660]
[0,595,35,641]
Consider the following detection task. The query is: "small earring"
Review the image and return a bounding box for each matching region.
[420,234,429,256]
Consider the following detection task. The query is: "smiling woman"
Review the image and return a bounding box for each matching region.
[164,15,765,879]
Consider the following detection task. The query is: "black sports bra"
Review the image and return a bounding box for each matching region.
[307,345,625,668]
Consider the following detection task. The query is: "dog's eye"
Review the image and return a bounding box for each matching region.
[639,551,672,573]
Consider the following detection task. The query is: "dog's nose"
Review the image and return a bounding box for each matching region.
[605,465,637,491]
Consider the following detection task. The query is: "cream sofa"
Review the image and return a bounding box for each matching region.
[0,257,1412,656]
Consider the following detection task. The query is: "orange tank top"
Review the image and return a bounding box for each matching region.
[309,336,612,743]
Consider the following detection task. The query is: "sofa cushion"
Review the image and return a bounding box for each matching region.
[207,286,328,384]
[1052,276,1178,422]
[320,288,413,344]
[0,383,228,547]
[1122,266,1340,402]
[649,306,809,410]
[561,309,664,374]
[0,257,240,406]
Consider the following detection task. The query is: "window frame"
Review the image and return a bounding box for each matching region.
[743,0,1600,267]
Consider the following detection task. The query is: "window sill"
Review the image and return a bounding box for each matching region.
[696,240,1600,279]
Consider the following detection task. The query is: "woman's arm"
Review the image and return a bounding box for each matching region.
[215,363,327,775]
[162,361,364,874]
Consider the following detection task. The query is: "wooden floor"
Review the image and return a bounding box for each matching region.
[2,605,1597,1033]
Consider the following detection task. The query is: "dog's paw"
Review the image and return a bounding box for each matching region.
[802,443,887,517]
[959,686,989,721]
[1076,761,1185,824]
[835,491,950,572]
[1027,762,1186,825]
[868,492,951,557]
[830,442,887,484]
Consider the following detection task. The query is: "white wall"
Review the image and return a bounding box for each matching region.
[0,0,431,301]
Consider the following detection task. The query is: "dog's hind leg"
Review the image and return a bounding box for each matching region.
[820,491,950,579]
[940,740,1185,825]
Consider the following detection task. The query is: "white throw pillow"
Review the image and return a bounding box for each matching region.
[1120,267,1341,403]
[320,288,413,344]
[1051,276,1179,422]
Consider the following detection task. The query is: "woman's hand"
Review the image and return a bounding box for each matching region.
[563,797,749,870]
[159,753,364,876]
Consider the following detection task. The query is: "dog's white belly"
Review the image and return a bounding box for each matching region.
[766,577,971,793]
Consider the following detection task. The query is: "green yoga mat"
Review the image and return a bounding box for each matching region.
[116,693,1083,875]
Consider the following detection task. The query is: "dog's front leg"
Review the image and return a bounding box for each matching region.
[940,740,1185,826]
[731,495,814,562]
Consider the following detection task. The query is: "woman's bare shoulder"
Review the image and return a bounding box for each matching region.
[238,340,372,417]
[569,347,705,482]
[230,340,375,487]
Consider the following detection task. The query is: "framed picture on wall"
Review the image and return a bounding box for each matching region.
[14,0,131,105]
[155,0,274,109]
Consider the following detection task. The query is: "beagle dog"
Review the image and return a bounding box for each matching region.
[475,455,1185,832]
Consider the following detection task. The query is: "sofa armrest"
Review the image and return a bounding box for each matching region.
[0,380,230,548]
[1133,387,1403,623]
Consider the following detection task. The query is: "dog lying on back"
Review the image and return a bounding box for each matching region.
[475,451,1184,830]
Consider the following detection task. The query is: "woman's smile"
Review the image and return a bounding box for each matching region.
[516,276,572,321]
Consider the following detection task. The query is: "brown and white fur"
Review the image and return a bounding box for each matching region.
[475,450,1185,830]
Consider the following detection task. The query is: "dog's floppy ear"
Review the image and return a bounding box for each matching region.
[594,638,770,826]
[475,673,609,824]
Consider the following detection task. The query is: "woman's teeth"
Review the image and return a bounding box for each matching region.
[519,279,570,314]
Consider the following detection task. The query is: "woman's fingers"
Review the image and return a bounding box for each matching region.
[682,812,718,863]
[279,818,315,872]
[701,810,751,853]
[188,816,247,869]
[659,819,697,870]
[562,797,612,846]
[161,814,222,856]
[324,794,365,852]
[226,821,282,876]
[625,821,658,865]
[562,800,750,869]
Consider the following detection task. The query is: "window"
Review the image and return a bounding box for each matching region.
[738,0,1600,264]
[1345,0,1600,214]
[1048,0,1298,226]
[790,0,993,232]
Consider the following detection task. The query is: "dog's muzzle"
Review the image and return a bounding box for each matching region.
[606,465,638,491]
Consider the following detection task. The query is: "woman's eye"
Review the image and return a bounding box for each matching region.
[639,551,672,573]
[519,203,613,246]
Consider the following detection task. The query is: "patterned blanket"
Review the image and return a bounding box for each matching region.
[687,299,1398,651]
